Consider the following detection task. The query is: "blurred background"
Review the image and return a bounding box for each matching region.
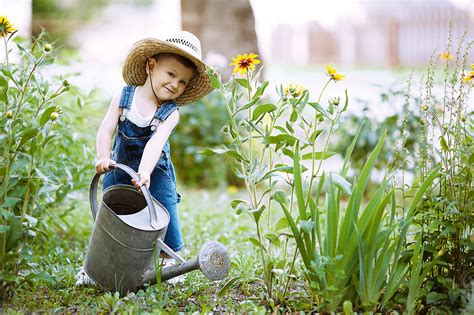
[3,0,474,92]
[2,0,474,187]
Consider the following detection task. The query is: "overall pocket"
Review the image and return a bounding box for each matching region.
[116,130,148,168]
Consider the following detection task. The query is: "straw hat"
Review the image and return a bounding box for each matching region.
[122,31,214,105]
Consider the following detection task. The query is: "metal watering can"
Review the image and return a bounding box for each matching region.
[84,163,230,296]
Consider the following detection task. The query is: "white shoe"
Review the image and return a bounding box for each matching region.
[162,258,185,285]
[74,267,96,286]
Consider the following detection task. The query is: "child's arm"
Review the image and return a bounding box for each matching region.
[133,110,180,188]
[95,93,121,174]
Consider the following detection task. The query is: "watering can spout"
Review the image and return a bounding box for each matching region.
[140,240,230,286]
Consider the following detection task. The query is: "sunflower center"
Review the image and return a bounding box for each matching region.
[239,58,252,68]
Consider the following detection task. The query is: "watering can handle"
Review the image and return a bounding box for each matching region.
[89,163,159,229]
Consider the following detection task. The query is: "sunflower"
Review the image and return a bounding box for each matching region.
[0,16,16,38]
[462,72,474,83]
[230,53,261,75]
[284,83,305,98]
[325,63,345,81]
[439,52,453,61]
[461,63,474,83]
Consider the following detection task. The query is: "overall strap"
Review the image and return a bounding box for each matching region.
[119,86,137,121]
[149,101,178,131]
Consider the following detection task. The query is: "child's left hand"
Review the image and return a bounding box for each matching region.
[131,170,150,191]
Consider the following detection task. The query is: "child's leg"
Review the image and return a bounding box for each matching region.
[150,166,184,253]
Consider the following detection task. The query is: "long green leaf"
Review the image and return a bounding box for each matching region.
[341,120,365,177]
[293,142,306,220]
[293,141,312,257]
[274,191,310,269]
[338,130,386,254]
[326,174,337,258]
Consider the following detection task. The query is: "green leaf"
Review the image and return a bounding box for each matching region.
[272,191,287,206]
[274,217,289,231]
[218,276,242,297]
[263,134,297,146]
[6,216,22,252]
[4,197,21,207]
[302,151,336,160]
[265,233,281,246]
[235,78,250,89]
[199,147,245,162]
[300,220,315,234]
[309,130,323,143]
[259,165,293,181]
[341,121,365,176]
[252,103,276,121]
[338,131,386,256]
[18,128,39,150]
[330,173,352,195]
[249,237,263,249]
[208,69,222,89]
[253,81,269,100]
[231,199,248,209]
[277,192,310,269]
[342,89,349,112]
[290,110,298,123]
[439,136,449,151]
[234,98,258,116]
[0,225,10,233]
[308,102,329,119]
[25,271,56,284]
[40,106,58,126]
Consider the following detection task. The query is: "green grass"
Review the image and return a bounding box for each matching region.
[0,187,289,313]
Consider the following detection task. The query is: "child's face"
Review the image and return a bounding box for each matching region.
[148,56,194,102]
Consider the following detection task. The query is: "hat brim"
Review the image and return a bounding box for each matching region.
[122,38,214,105]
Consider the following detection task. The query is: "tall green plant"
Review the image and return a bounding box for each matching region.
[205,56,347,302]
[0,28,93,299]
[394,26,473,310]
[274,127,440,311]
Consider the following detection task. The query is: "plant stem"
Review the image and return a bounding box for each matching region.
[3,32,8,66]
[13,53,46,122]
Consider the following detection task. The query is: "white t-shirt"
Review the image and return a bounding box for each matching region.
[127,96,155,127]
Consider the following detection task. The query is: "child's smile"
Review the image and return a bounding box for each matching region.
[150,57,194,103]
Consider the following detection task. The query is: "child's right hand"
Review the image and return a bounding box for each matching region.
[95,158,116,174]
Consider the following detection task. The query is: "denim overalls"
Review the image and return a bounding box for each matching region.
[103,85,183,252]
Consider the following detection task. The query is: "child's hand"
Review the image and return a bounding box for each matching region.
[131,170,150,191]
[95,158,116,174]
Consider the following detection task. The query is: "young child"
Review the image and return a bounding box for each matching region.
[76,31,213,285]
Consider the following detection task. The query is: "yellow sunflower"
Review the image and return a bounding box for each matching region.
[0,16,16,38]
[439,52,453,61]
[325,63,345,81]
[462,72,474,83]
[230,53,261,75]
[284,83,305,98]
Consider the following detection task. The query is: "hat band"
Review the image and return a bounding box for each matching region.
[165,38,200,55]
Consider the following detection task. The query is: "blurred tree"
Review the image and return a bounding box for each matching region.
[181,0,260,80]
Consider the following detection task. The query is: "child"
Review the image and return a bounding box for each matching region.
[76,31,213,285]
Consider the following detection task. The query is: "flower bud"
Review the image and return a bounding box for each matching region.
[461,115,466,122]
[331,96,340,106]
[56,106,63,114]
[63,80,70,88]
[44,44,52,52]
[50,112,59,121]
[6,111,13,119]
[422,104,428,111]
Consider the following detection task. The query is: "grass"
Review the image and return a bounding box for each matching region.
[0,186,291,313]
